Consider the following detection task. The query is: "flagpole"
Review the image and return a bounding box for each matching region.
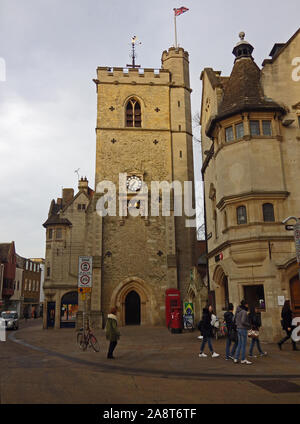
[173,10,178,48]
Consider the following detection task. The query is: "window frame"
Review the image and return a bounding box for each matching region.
[262,203,275,222]
[125,98,142,128]
[236,205,248,225]
[235,122,244,140]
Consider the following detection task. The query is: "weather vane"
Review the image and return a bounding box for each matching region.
[126,36,141,69]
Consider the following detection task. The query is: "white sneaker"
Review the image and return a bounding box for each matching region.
[212,352,220,358]
[233,359,239,364]
[260,352,267,357]
[241,360,252,365]
[197,336,203,339]
[199,353,208,358]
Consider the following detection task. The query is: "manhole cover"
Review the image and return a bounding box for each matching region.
[250,380,300,393]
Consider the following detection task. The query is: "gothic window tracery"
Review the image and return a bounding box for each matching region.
[126,98,141,127]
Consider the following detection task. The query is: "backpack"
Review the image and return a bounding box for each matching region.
[220,320,228,336]
[197,320,203,332]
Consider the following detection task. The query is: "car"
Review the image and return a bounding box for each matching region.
[0,311,19,330]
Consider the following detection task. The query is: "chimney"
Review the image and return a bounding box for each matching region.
[78,176,89,193]
[62,188,74,206]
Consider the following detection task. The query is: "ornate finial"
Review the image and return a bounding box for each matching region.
[239,31,245,41]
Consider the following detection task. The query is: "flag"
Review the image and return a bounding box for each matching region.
[173,7,189,16]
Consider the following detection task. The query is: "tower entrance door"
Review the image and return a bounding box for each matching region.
[125,291,141,325]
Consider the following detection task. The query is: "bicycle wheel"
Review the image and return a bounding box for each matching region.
[77,332,87,351]
[89,334,100,352]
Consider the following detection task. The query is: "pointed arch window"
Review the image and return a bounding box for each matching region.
[126,98,141,127]
[263,203,275,222]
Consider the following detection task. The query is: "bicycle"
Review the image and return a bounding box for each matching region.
[77,322,100,352]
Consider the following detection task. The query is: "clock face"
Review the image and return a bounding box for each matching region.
[127,175,142,192]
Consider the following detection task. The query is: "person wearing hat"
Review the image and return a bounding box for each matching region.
[105,307,120,359]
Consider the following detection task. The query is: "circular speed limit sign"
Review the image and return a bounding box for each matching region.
[80,275,90,286]
[81,262,90,272]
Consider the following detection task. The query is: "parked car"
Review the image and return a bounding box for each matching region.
[0,311,19,330]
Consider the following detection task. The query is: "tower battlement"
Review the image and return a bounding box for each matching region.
[96,67,170,85]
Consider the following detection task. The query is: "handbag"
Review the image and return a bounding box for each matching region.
[248,329,259,338]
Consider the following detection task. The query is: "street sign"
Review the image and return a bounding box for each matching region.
[78,256,93,288]
[293,223,300,263]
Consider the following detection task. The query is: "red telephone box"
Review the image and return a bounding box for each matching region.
[165,289,182,332]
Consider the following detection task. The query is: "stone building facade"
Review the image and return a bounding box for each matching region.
[200,29,300,341]
[43,47,197,329]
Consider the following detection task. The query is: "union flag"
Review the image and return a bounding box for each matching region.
[173,7,189,16]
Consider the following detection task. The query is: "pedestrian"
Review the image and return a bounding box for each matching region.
[278,300,298,351]
[224,303,238,361]
[248,306,267,358]
[198,305,220,358]
[105,307,120,359]
[234,300,252,365]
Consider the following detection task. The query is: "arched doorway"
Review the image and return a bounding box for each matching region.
[125,291,141,325]
[60,291,78,328]
[290,276,300,317]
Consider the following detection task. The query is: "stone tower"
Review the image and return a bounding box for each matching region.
[42,46,196,330]
[84,46,196,327]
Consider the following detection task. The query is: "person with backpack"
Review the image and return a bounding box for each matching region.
[248,306,267,358]
[198,305,220,358]
[224,303,238,361]
[278,300,298,351]
[233,300,252,365]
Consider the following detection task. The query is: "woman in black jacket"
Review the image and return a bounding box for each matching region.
[278,300,297,351]
[199,305,220,358]
[248,307,267,357]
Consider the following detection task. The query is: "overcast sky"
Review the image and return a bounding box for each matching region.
[0,0,299,258]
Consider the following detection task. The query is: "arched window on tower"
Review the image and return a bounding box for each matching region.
[263,203,275,222]
[126,98,141,127]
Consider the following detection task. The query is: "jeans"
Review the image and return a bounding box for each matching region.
[234,328,248,361]
[200,337,214,353]
[107,341,117,358]
[226,336,238,359]
[249,337,263,355]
